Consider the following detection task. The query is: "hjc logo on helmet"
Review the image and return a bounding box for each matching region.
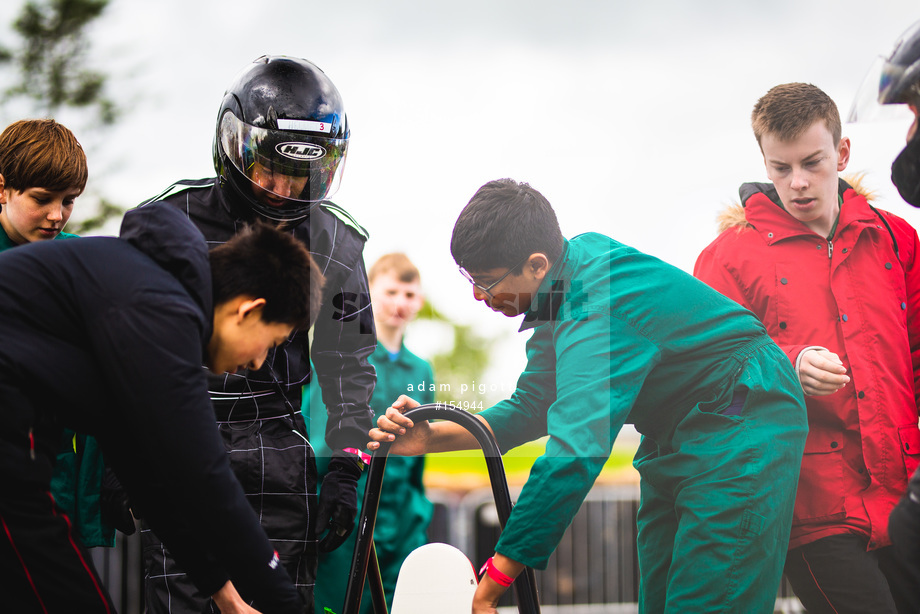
[276,142,326,160]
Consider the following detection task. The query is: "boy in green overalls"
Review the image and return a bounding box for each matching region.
[309,253,435,614]
[369,178,809,613]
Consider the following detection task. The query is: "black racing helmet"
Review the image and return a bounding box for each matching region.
[213,55,349,222]
[849,22,920,208]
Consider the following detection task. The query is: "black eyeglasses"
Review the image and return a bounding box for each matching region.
[458,254,530,300]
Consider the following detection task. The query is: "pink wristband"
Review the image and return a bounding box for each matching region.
[343,447,371,466]
[479,556,514,587]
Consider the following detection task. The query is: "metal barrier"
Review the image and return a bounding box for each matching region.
[91,530,143,614]
[426,485,639,610]
[428,485,804,614]
[98,482,805,613]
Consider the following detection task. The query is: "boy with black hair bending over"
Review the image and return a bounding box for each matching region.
[695,82,920,614]
[370,178,808,614]
[0,204,322,613]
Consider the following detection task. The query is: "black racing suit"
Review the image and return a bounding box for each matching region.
[0,205,303,613]
[138,178,376,614]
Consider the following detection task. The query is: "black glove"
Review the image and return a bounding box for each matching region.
[316,455,362,552]
[100,467,137,536]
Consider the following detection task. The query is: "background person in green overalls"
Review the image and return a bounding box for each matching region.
[308,253,435,614]
[370,178,809,614]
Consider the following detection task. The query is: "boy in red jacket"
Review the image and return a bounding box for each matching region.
[695,82,920,614]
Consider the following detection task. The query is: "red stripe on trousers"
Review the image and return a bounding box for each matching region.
[1,512,49,614]
[47,492,113,614]
[799,549,841,614]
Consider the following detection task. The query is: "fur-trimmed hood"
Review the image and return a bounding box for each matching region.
[716,173,876,234]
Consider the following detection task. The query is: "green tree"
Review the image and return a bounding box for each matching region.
[0,0,125,234]
[416,301,498,410]
[0,0,115,124]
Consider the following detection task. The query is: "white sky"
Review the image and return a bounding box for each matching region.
[2,0,919,396]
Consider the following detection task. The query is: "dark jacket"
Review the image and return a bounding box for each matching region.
[140,178,375,450]
[0,225,114,548]
[0,205,302,612]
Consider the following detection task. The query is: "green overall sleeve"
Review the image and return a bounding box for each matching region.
[482,308,660,569]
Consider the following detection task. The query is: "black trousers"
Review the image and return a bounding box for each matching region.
[0,379,114,613]
[0,488,114,613]
[889,490,920,573]
[784,533,920,614]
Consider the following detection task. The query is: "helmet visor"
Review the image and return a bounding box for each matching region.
[219,111,347,204]
[878,58,920,106]
[847,56,918,123]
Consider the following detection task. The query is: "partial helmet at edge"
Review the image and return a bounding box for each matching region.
[878,20,920,106]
